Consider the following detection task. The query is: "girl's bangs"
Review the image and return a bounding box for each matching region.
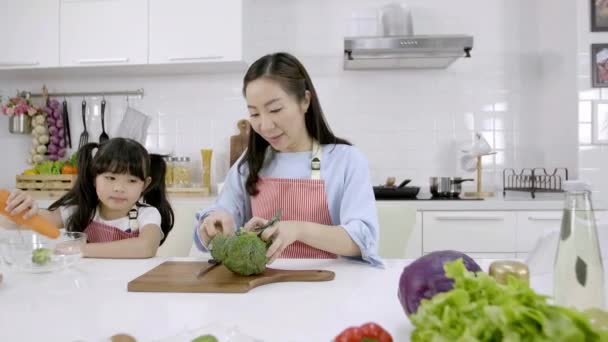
[94,146,146,180]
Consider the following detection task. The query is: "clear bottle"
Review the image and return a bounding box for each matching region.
[173,156,192,187]
[554,181,605,310]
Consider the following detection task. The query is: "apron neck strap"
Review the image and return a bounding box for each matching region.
[128,206,139,231]
[311,140,322,180]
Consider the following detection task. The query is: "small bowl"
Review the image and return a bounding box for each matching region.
[0,230,86,273]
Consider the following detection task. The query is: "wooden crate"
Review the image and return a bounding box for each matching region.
[15,174,76,196]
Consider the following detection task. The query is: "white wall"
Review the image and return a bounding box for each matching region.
[578,0,608,201]
[0,0,580,195]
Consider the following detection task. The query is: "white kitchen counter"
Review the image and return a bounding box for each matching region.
[0,257,581,342]
[35,191,589,211]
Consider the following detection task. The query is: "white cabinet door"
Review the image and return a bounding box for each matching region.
[0,0,59,68]
[516,210,608,254]
[423,211,516,253]
[515,211,562,253]
[376,202,421,258]
[149,0,242,64]
[60,0,148,66]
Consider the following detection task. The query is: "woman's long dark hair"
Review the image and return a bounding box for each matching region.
[49,138,174,245]
[240,52,350,195]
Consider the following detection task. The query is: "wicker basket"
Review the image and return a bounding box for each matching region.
[15,174,76,197]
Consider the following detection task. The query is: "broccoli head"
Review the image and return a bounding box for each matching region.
[209,234,233,262]
[32,247,52,265]
[191,335,218,342]
[222,231,268,276]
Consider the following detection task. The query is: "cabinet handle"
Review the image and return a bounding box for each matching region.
[168,56,224,61]
[435,216,505,221]
[527,216,561,221]
[78,58,129,64]
[0,61,40,67]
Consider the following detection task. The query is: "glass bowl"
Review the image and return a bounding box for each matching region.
[0,230,86,273]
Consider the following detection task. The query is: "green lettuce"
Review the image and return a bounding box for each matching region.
[410,259,608,342]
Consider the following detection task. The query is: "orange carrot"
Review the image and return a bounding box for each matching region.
[0,189,60,239]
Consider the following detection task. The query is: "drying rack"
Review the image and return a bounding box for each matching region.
[503,168,568,198]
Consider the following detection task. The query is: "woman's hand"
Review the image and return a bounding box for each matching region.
[244,218,300,264]
[5,189,38,219]
[198,210,236,246]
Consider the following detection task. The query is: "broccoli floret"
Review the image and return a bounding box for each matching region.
[191,335,218,342]
[32,248,52,265]
[222,231,268,276]
[209,234,233,262]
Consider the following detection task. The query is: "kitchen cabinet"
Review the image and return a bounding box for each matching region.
[149,0,242,64]
[60,0,148,66]
[422,209,608,259]
[515,211,562,254]
[423,211,517,254]
[377,203,421,258]
[0,0,60,68]
[157,201,208,257]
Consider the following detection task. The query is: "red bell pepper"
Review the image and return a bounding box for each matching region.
[334,322,393,342]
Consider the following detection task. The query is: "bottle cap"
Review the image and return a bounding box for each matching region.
[563,180,592,192]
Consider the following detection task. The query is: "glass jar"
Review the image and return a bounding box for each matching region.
[164,156,175,187]
[173,156,192,187]
[554,181,605,310]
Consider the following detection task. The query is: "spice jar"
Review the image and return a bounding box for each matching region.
[173,156,192,187]
[164,156,175,187]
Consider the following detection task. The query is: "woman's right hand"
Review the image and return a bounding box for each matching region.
[198,210,236,246]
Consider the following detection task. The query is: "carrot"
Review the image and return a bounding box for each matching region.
[0,189,60,239]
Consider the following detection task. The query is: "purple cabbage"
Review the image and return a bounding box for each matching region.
[398,250,481,316]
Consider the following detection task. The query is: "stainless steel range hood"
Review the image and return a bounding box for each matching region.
[344,34,473,70]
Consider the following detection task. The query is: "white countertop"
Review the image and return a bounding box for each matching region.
[0,257,562,342]
[35,191,593,212]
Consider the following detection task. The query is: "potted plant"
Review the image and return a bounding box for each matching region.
[1,96,38,134]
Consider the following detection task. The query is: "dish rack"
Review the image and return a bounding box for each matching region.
[503,168,568,198]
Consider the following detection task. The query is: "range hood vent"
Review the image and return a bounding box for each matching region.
[344,34,473,70]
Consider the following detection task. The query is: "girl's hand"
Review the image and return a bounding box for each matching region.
[5,189,38,219]
[244,218,299,264]
[198,210,236,245]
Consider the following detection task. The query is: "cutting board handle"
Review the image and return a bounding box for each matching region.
[250,269,335,288]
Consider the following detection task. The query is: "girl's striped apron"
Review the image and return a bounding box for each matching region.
[84,207,140,243]
[251,141,337,259]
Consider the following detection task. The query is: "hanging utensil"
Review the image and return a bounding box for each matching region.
[99,98,109,143]
[62,98,72,149]
[78,99,89,149]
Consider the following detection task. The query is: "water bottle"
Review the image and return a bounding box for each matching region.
[554,181,605,310]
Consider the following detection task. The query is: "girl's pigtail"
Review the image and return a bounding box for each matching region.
[49,142,100,232]
[143,154,174,244]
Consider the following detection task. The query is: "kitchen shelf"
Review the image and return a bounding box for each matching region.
[167,187,210,196]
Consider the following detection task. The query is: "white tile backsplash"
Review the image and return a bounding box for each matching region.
[579,0,608,201]
[0,0,582,196]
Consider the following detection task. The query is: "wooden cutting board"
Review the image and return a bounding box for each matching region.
[127,261,335,293]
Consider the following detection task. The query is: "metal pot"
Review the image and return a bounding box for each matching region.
[8,114,31,134]
[429,177,474,198]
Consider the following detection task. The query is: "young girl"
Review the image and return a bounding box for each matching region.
[5,137,174,258]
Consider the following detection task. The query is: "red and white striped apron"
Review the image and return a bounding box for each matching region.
[83,207,140,243]
[251,141,337,259]
[84,221,139,243]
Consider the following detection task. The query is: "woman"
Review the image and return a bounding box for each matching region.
[194,52,381,266]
